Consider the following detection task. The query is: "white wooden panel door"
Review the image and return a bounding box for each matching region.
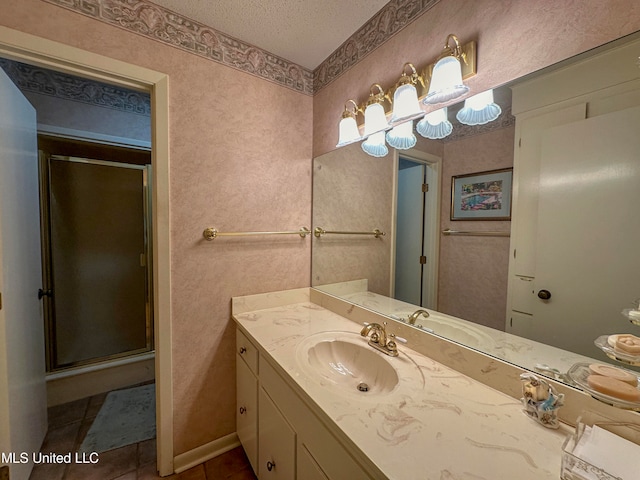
[0,68,47,479]
[531,105,640,357]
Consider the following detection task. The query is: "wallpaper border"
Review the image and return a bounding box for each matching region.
[314,0,441,92]
[41,0,440,96]
[0,58,151,116]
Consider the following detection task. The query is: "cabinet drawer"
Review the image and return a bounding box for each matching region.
[236,357,258,474]
[236,328,258,374]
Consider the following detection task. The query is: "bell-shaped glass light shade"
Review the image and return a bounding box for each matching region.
[386,121,417,150]
[416,107,452,139]
[336,115,361,147]
[390,83,423,123]
[456,89,502,125]
[362,102,389,137]
[362,131,388,157]
[423,56,469,105]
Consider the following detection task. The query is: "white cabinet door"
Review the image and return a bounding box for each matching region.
[236,356,258,474]
[530,105,640,356]
[258,388,295,479]
[297,443,329,480]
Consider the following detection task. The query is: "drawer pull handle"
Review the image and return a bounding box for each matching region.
[267,461,276,471]
[239,346,247,354]
[239,406,246,414]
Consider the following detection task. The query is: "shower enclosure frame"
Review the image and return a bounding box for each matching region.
[39,154,154,371]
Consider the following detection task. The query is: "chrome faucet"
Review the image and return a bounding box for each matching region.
[360,322,399,357]
[408,309,430,325]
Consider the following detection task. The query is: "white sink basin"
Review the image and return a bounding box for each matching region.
[398,313,495,349]
[296,331,423,396]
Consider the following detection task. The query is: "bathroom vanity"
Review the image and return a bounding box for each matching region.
[232,287,574,480]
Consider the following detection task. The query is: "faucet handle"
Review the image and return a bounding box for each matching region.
[389,333,407,344]
[363,322,407,343]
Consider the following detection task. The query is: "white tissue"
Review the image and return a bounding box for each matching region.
[570,425,640,479]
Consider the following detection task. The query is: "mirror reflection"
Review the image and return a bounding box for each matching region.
[311,31,640,391]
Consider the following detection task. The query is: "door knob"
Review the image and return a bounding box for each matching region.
[38,288,52,300]
[537,289,551,300]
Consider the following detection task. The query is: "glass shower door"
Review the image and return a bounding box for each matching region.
[43,155,152,370]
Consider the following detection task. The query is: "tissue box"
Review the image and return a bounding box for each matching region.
[561,425,617,480]
[561,411,640,480]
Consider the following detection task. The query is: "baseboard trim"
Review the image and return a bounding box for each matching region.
[173,432,240,474]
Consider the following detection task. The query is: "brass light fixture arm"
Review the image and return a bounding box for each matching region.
[341,99,362,120]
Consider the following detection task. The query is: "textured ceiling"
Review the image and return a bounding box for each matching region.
[150,0,390,69]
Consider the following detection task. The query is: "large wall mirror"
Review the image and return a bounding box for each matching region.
[311,30,640,394]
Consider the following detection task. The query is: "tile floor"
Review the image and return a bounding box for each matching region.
[29,386,257,480]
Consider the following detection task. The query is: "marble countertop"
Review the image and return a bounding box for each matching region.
[233,295,571,480]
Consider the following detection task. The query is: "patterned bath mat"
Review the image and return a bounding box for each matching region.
[80,383,156,453]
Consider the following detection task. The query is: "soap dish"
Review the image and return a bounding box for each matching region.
[622,308,640,326]
[566,362,640,410]
[594,335,640,366]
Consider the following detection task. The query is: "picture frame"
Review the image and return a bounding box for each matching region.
[450,168,513,220]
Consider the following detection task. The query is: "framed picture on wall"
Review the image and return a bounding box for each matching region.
[450,168,513,220]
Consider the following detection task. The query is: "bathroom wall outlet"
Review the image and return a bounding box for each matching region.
[0,465,9,480]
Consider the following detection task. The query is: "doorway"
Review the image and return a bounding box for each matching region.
[392,150,441,309]
[0,26,172,476]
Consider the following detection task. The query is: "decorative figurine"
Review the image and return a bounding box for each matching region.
[520,372,564,429]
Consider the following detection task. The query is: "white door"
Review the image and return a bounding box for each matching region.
[0,68,47,479]
[531,105,640,357]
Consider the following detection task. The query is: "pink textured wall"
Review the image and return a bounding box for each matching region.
[438,126,515,329]
[313,0,640,156]
[312,144,394,295]
[1,0,312,455]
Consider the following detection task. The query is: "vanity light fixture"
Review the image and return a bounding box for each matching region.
[385,63,423,150]
[423,34,470,105]
[336,100,362,147]
[386,120,417,150]
[455,89,502,125]
[389,63,424,123]
[335,33,477,157]
[362,131,389,157]
[416,107,452,139]
[361,84,390,157]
